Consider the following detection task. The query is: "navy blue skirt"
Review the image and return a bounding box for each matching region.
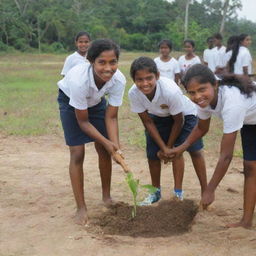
[146,114,203,160]
[57,89,108,146]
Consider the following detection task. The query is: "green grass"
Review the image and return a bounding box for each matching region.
[0,52,246,157]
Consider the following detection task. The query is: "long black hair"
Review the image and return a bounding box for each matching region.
[182,64,256,97]
[227,34,249,72]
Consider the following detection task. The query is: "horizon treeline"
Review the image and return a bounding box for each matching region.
[1,0,255,53]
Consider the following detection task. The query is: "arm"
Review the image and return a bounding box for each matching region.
[243,66,249,75]
[170,118,210,157]
[166,112,183,148]
[202,131,237,207]
[105,104,120,148]
[138,111,170,154]
[174,73,181,85]
[75,109,117,154]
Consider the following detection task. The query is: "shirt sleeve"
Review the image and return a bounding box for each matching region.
[174,60,181,74]
[197,107,212,120]
[61,56,71,76]
[241,51,251,68]
[108,79,126,107]
[128,90,146,113]
[167,91,184,115]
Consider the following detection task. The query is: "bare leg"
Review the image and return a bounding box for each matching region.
[148,159,161,188]
[172,155,184,190]
[227,160,256,229]
[189,150,207,195]
[94,142,112,205]
[69,145,87,225]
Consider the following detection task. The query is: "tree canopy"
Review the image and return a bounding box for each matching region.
[0,0,255,52]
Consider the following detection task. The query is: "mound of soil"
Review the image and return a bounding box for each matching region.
[91,200,198,237]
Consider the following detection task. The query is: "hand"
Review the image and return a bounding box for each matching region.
[112,150,130,173]
[157,150,172,164]
[201,189,215,210]
[104,141,119,155]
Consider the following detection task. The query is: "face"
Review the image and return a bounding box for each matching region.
[207,39,214,49]
[213,38,221,47]
[241,36,252,47]
[92,50,118,84]
[184,42,194,54]
[134,69,159,97]
[75,35,90,55]
[186,79,218,108]
[159,44,171,57]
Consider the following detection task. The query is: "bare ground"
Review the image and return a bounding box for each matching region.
[0,135,255,256]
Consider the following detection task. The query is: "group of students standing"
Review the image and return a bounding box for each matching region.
[57,31,256,229]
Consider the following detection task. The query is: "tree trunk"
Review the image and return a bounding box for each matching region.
[37,17,41,53]
[219,0,230,35]
[184,0,190,39]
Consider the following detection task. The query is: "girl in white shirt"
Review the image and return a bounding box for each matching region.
[227,34,253,75]
[154,39,180,84]
[128,57,207,205]
[178,39,201,78]
[169,64,256,229]
[57,39,126,225]
[61,31,91,76]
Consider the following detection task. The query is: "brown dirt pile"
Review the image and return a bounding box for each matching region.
[91,200,198,237]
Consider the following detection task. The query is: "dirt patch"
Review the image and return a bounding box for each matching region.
[90,200,198,237]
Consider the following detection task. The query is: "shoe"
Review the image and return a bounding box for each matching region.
[139,188,161,206]
[173,189,184,201]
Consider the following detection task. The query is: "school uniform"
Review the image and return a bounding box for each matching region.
[212,45,226,70]
[128,77,203,160]
[203,48,215,72]
[197,86,256,161]
[178,55,201,74]
[154,57,180,80]
[61,51,89,76]
[57,63,126,146]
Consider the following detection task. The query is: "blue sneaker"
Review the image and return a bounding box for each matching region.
[173,189,184,201]
[139,188,161,206]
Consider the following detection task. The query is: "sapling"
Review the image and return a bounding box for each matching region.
[125,172,157,218]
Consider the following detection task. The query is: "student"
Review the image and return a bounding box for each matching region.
[178,39,201,78]
[169,64,256,229]
[222,35,237,68]
[212,33,226,72]
[227,34,253,75]
[154,39,180,84]
[203,37,215,72]
[61,31,91,76]
[57,39,126,225]
[128,57,207,205]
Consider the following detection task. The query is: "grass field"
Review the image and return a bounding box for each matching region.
[0,51,250,156]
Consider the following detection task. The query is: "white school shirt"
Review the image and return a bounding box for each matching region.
[212,46,226,70]
[234,46,253,75]
[128,76,197,117]
[61,51,89,76]
[57,63,126,110]
[203,48,215,72]
[154,57,180,80]
[196,86,256,134]
[223,50,232,67]
[178,55,201,74]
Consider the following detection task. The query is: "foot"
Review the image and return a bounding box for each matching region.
[74,207,88,225]
[139,188,161,206]
[172,189,184,201]
[226,220,252,229]
[102,196,114,207]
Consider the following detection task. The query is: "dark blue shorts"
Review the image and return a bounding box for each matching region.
[241,125,256,161]
[146,114,203,160]
[57,89,107,146]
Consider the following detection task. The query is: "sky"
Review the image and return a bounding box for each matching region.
[167,0,256,23]
[237,0,256,22]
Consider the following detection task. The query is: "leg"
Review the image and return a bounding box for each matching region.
[172,155,184,191]
[189,150,207,194]
[148,159,161,188]
[69,145,87,225]
[227,160,256,228]
[94,142,112,205]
